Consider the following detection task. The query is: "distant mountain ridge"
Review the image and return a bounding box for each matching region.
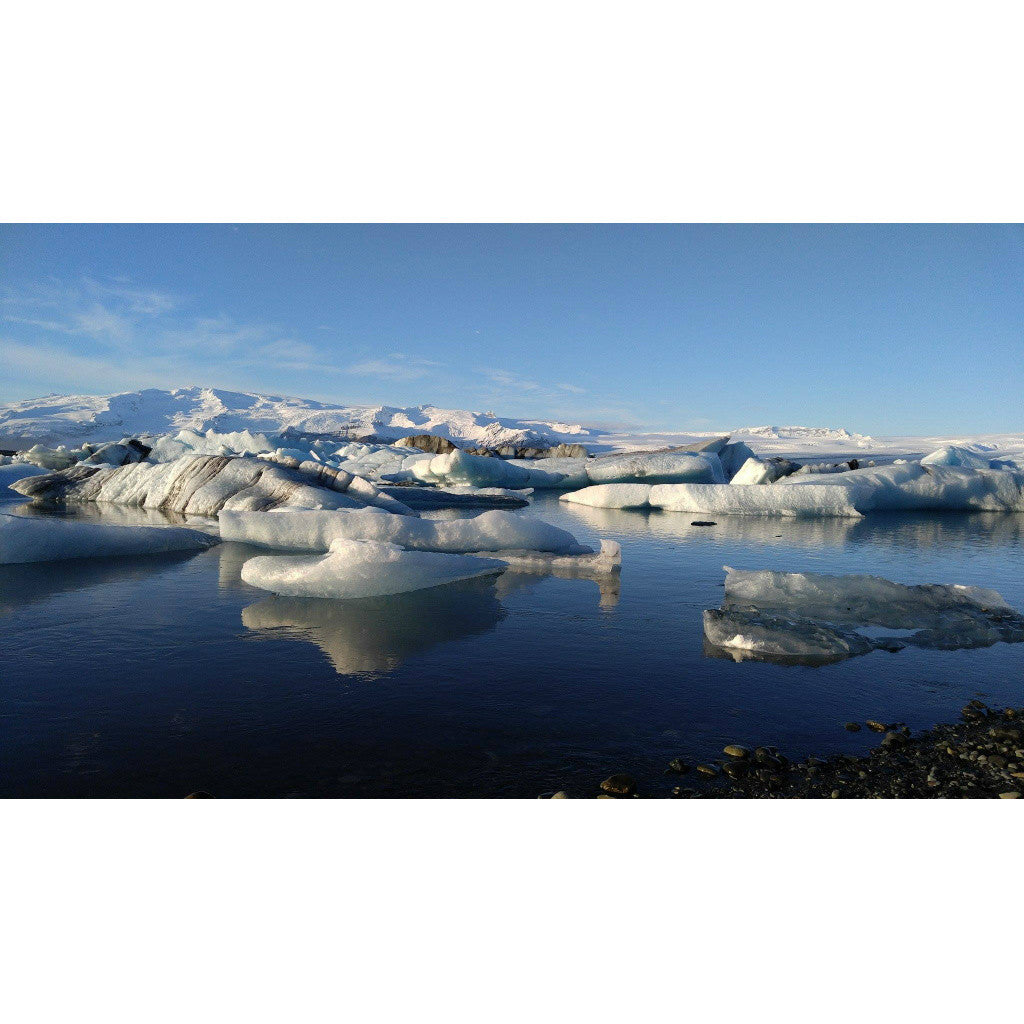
[3,386,1016,458]
[0,386,597,449]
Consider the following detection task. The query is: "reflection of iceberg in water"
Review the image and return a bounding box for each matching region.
[241,578,507,676]
[491,567,621,609]
[7,499,219,534]
[558,502,1024,554]
[0,550,205,616]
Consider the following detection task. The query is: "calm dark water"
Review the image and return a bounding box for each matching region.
[3,489,1024,798]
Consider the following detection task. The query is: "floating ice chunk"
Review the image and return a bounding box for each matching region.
[562,482,863,516]
[586,451,725,485]
[705,567,1024,662]
[410,450,537,489]
[722,566,1020,632]
[703,608,875,662]
[11,455,415,517]
[0,512,218,564]
[559,483,653,509]
[240,539,506,599]
[218,507,591,555]
[785,462,1024,512]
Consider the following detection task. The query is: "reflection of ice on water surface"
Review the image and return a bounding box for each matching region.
[241,578,507,676]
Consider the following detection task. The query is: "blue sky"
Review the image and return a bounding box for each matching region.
[1,224,1021,434]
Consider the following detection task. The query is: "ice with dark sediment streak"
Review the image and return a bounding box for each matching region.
[240,539,506,599]
[703,566,1024,663]
[0,512,218,564]
[10,454,415,517]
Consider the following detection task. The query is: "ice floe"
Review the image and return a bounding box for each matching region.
[10,454,415,517]
[0,512,218,564]
[702,566,1024,663]
[218,507,591,556]
[240,538,507,599]
[561,462,1024,516]
[561,481,864,516]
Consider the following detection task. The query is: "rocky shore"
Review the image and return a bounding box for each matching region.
[552,701,1024,799]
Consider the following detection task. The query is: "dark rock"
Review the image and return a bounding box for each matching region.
[865,720,887,733]
[690,520,717,527]
[185,791,215,798]
[600,774,637,797]
[667,758,690,774]
[395,434,457,454]
[844,722,862,732]
[695,764,719,777]
[723,744,750,759]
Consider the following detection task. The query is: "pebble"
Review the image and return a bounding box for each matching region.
[695,764,719,777]
[185,791,215,799]
[844,722,861,732]
[866,720,887,733]
[998,792,1020,799]
[723,744,749,759]
[668,758,690,774]
[550,791,569,799]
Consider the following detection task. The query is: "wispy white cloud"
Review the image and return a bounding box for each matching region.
[346,353,442,381]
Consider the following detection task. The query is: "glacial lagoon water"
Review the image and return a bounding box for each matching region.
[3,489,1024,797]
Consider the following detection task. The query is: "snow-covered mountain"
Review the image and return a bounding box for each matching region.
[0,387,598,450]
[2,386,1021,459]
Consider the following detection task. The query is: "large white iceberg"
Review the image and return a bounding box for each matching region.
[218,507,590,555]
[561,481,864,516]
[240,538,506,599]
[784,462,1024,513]
[0,512,218,564]
[561,462,1024,516]
[11,454,415,517]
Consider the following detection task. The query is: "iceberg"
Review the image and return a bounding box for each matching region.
[785,462,1024,513]
[218,507,591,556]
[240,539,506,599]
[10,454,415,518]
[703,566,1024,662]
[0,512,218,564]
[561,481,864,516]
[585,451,725,485]
[703,608,875,662]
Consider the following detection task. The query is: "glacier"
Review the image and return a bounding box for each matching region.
[240,538,507,599]
[0,512,218,564]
